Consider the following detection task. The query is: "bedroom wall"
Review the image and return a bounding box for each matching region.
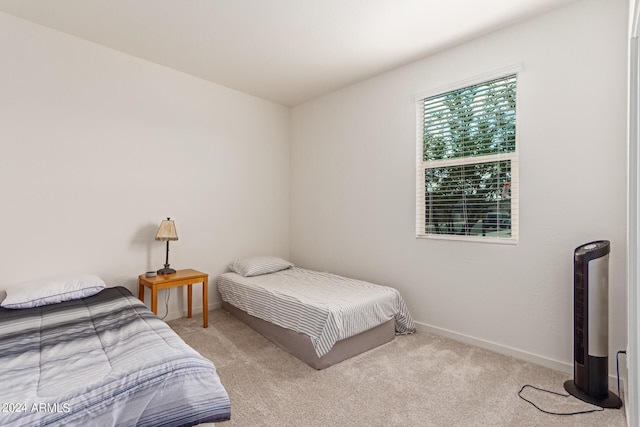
[0,12,290,319]
[290,0,628,376]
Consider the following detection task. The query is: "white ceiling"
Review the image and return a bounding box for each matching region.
[0,0,579,106]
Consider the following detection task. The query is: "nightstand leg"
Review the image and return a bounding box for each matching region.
[138,280,144,303]
[187,284,193,318]
[203,276,208,328]
[151,289,158,315]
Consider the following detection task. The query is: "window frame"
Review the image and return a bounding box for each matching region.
[415,65,521,244]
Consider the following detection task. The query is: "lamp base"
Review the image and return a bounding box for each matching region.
[157,267,176,275]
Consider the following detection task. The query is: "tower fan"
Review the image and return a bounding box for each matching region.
[563,240,621,408]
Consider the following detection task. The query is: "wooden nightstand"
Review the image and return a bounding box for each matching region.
[138,269,209,328]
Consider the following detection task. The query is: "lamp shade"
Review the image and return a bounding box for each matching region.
[155,218,178,241]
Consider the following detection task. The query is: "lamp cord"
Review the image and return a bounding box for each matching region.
[160,289,170,320]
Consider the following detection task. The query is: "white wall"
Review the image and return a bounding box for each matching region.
[290,0,628,375]
[0,12,290,319]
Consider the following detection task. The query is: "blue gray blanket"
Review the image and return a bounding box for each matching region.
[0,286,230,426]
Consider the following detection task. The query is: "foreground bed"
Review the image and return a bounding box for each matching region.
[218,258,415,369]
[0,286,231,427]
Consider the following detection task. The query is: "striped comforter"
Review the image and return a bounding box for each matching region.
[0,287,230,427]
[217,267,415,357]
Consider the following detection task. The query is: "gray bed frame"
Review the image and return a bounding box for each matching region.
[221,301,395,370]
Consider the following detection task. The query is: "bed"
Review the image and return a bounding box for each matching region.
[0,279,231,427]
[217,257,415,370]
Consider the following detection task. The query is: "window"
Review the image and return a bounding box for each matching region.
[416,70,518,243]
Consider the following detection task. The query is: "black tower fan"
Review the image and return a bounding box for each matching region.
[563,240,621,408]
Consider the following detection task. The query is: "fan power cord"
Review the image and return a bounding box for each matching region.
[519,349,626,416]
[617,350,627,400]
[517,385,604,416]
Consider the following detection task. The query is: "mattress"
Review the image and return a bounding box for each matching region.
[217,267,415,357]
[0,286,231,427]
[222,301,395,370]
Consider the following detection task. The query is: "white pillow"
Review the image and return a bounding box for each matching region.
[229,256,293,277]
[1,274,106,309]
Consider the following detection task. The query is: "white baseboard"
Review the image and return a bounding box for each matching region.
[415,321,572,374]
[416,321,621,389]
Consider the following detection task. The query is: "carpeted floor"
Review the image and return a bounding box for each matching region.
[168,310,627,427]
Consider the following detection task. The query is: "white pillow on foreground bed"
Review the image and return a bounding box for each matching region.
[1,274,106,309]
[229,256,293,277]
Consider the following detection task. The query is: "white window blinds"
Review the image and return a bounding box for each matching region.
[416,72,519,243]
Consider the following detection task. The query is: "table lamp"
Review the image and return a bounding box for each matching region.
[155,217,178,275]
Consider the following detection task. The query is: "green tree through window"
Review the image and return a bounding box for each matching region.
[417,73,518,241]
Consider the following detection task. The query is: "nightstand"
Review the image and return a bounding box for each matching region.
[138,269,209,328]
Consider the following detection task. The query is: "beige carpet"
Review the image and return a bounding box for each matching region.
[168,310,627,427]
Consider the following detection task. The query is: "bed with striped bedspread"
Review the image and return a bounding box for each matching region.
[0,286,230,427]
[217,267,415,357]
